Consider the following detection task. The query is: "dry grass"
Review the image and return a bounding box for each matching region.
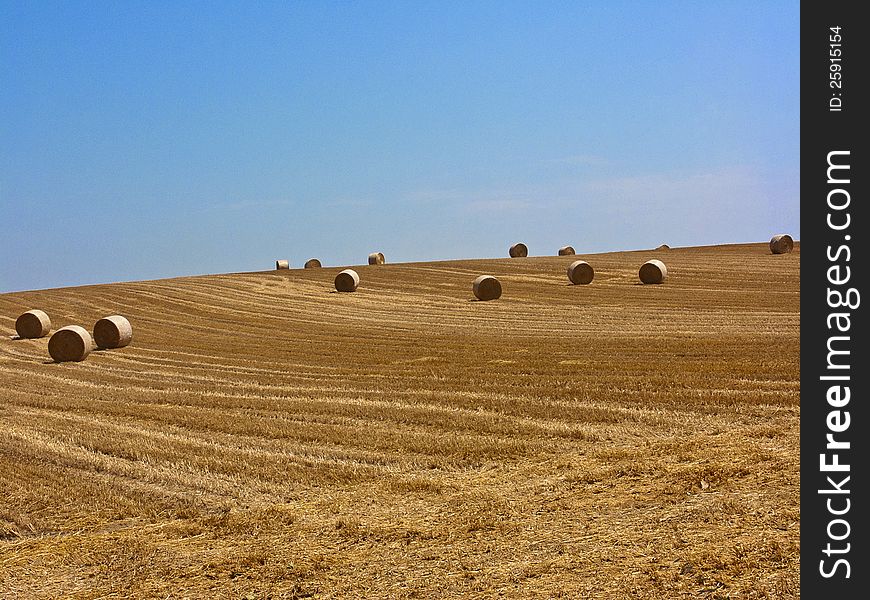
[0,242,799,598]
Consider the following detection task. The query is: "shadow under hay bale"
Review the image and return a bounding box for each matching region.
[473,275,502,301]
[567,260,594,285]
[335,269,360,292]
[48,325,93,362]
[769,234,794,254]
[15,309,51,339]
[639,259,668,284]
[94,315,132,349]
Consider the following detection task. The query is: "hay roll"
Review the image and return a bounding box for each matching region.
[509,243,528,258]
[335,269,360,292]
[472,275,502,301]
[558,246,575,256]
[656,244,670,250]
[93,315,133,349]
[769,234,794,254]
[368,252,385,265]
[48,325,93,362]
[639,259,668,284]
[567,260,594,285]
[15,309,51,339]
[304,258,322,269]
[276,260,290,270]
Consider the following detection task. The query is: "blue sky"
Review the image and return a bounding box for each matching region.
[0,1,799,292]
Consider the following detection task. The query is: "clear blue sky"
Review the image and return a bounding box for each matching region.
[1,1,799,292]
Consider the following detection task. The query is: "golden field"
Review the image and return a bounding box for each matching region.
[0,243,799,599]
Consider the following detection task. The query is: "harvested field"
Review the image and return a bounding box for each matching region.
[0,242,800,598]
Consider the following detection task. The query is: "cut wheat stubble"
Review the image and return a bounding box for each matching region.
[15,309,51,339]
[48,325,94,362]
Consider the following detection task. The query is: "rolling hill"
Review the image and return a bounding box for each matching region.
[0,242,800,598]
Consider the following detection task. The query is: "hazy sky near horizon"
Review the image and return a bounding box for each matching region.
[1,1,799,292]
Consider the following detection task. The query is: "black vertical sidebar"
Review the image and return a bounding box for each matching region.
[801,1,867,597]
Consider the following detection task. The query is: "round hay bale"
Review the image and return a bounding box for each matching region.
[656,244,670,250]
[639,259,668,284]
[558,246,576,256]
[15,309,51,339]
[769,234,794,254]
[335,269,360,292]
[93,315,133,349]
[567,260,594,285]
[368,252,385,265]
[472,275,502,301]
[275,260,290,270]
[48,325,93,362]
[304,258,322,269]
[509,243,528,258]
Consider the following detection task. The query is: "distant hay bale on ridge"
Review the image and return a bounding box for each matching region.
[639,259,668,284]
[769,234,794,254]
[304,258,322,269]
[15,309,51,339]
[567,260,594,285]
[473,275,502,301]
[368,252,385,265]
[94,315,133,349]
[509,243,528,258]
[48,325,93,362]
[558,245,576,256]
[656,244,670,250]
[335,269,360,292]
[276,260,290,270]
